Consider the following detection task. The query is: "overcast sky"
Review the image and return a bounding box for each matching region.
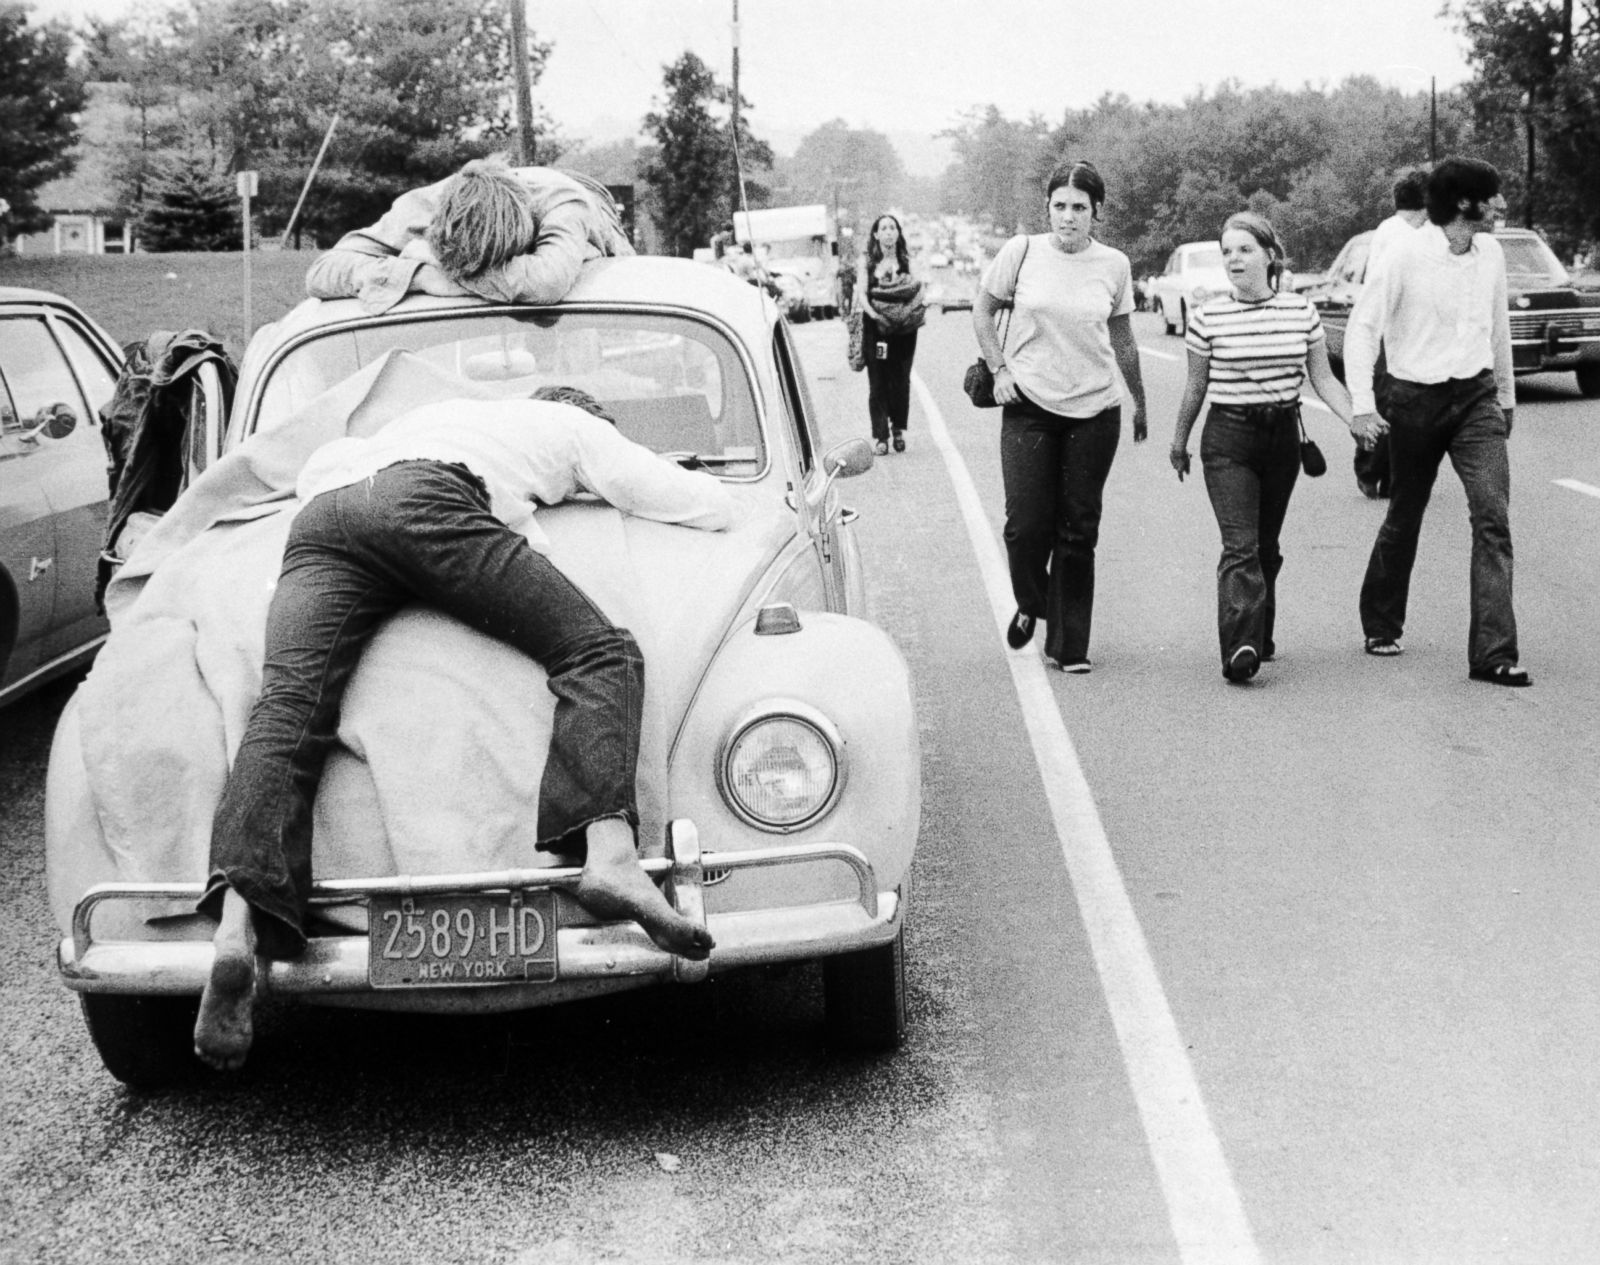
[27,0,1474,174]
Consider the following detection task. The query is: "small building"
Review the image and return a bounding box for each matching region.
[11,83,134,256]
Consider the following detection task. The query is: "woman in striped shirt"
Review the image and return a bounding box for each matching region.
[1169,212,1377,682]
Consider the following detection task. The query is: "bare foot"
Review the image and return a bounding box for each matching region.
[194,887,260,1071]
[574,819,714,961]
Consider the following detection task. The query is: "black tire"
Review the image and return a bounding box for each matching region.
[1161,298,1176,336]
[1177,300,1188,336]
[823,928,906,1051]
[1577,362,1600,398]
[80,993,202,1089]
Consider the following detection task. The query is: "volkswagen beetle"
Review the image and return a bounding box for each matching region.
[46,256,919,1087]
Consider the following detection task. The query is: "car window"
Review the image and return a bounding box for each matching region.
[1500,235,1568,286]
[1165,250,1179,274]
[52,318,120,420]
[0,316,91,439]
[1183,245,1224,270]
[1340,239,1371,285]
[254,309,765,473]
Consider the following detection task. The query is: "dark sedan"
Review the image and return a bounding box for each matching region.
[1307,227,1600,397]
[0,288,122,707]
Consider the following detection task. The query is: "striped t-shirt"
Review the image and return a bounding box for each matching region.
[1185,292,1324,405]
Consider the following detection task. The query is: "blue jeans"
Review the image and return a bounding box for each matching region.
[1359,372,1517,669]
[199,460,645,958]
[1000,397,1121,664]
[1200,403,1301,665]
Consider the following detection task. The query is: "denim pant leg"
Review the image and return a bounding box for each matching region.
[1044,408,1121,663]
[886,332,917,433]
[1000,406,1062,620]
[1359,382,1450,641]
[864,318,892,442]
[333,463,646,853]
[1445,378,1518,669]
[1254,420,1301,658]
[201,492,407,958]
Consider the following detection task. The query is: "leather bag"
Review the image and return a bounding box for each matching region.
[963,236,1030,408]
[1298,417,1326,477]
[847,308,867,372]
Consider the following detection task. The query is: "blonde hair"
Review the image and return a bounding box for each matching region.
[426,157,538,281]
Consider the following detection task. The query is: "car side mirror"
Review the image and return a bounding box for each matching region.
[24,401,77,441]
[823,437,875,480]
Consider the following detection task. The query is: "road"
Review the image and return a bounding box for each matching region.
[3,309,1598,1264]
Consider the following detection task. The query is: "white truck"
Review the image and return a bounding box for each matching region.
[734,205,842,320]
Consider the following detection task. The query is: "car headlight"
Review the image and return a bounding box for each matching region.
[718,701,846,831]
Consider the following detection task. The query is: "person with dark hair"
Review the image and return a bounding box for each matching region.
[306,157,633,314]
[192,387,734,1071]
[972,160,1148,673]
[1344,156,1528,686]
[1354,166,1432,498]
[1170,212,1371,682]
[854,214,924,454]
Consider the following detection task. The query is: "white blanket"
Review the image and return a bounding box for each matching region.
[73,351,789,888]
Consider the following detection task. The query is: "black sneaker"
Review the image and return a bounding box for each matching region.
[1224,645,1260,682]
[1006,610,1035,649]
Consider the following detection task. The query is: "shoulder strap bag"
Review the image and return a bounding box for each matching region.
[963,236,1031,408]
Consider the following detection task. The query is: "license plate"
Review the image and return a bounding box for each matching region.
[368,891,558,988]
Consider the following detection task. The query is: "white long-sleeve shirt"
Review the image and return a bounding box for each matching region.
[1345,221,1514,417]
[295,399,735,551]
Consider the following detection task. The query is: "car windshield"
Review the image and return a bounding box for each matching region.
[253,308,766,472]
[1500,235,1569,287]
[1185,245,1224,270]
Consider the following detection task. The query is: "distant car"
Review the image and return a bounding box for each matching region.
[1305,226,1600,397]
[0,287,122,708]
[1148,242,1231,335]
[925,267,976,315]
[925,251,952,270]
[48,256,921,1087]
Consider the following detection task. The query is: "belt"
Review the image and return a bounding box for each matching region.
[1212,401,1300,422]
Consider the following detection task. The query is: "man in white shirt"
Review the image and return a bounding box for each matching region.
[194,388,732,1071]
[1345,157,1528,686]
[1354,167,1429,498]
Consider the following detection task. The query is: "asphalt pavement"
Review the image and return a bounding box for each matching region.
[2,309,1598,1264]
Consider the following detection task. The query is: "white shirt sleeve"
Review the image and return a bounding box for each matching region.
[569,416,736,530]
[1345,263,1393,417]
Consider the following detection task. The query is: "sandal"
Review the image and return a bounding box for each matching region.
[1364,637,1403,657]
[1469,663,1532,687]
[874,440,888,456]
[892,431,906,453]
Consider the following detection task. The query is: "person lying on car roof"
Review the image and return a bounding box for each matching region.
[306,157,633,314]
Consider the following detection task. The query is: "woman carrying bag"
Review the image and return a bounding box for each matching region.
[1168,211,1379,683]
[855,214,925,455]
[972,161,1148,674]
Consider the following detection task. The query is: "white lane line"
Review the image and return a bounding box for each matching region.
[1555,478,1600,500]
[912,374,1260,1265]
[1140,345,1182,362]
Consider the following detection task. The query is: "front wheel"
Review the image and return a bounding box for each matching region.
[80,993,202,1089]
[1161,298,1176,336]
[823,929,907,1051]
[1577,362,1600,398]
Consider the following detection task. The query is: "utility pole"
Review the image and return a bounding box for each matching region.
[729,0,742,214]
[509,0,536,164]
[1429,76,1437,165]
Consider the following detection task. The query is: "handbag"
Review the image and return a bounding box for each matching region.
[964,236,1030,408]
[1298,416,1326,477]
[847,308,866,372]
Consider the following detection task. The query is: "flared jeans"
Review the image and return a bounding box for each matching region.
[199,460,644,958]
[1200,403,1301,667]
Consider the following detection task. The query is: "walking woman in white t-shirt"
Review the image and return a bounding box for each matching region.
[972,161,1148,674]
[1169,212,1377,683]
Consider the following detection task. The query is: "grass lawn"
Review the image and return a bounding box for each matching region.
[0,250,317,361]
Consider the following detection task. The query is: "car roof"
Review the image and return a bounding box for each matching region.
[260,255,779,347]
[0,285,92,307]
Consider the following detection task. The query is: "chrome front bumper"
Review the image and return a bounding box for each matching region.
[58,821,901,1000]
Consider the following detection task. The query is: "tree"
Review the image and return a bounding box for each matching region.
[135,152,241,250]
[1451,0,1600,247]
[786,119,905,227]
[85,0,563,246]
[940,106,1052,233]
[0,3,86,236]
[641,50,772,257]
